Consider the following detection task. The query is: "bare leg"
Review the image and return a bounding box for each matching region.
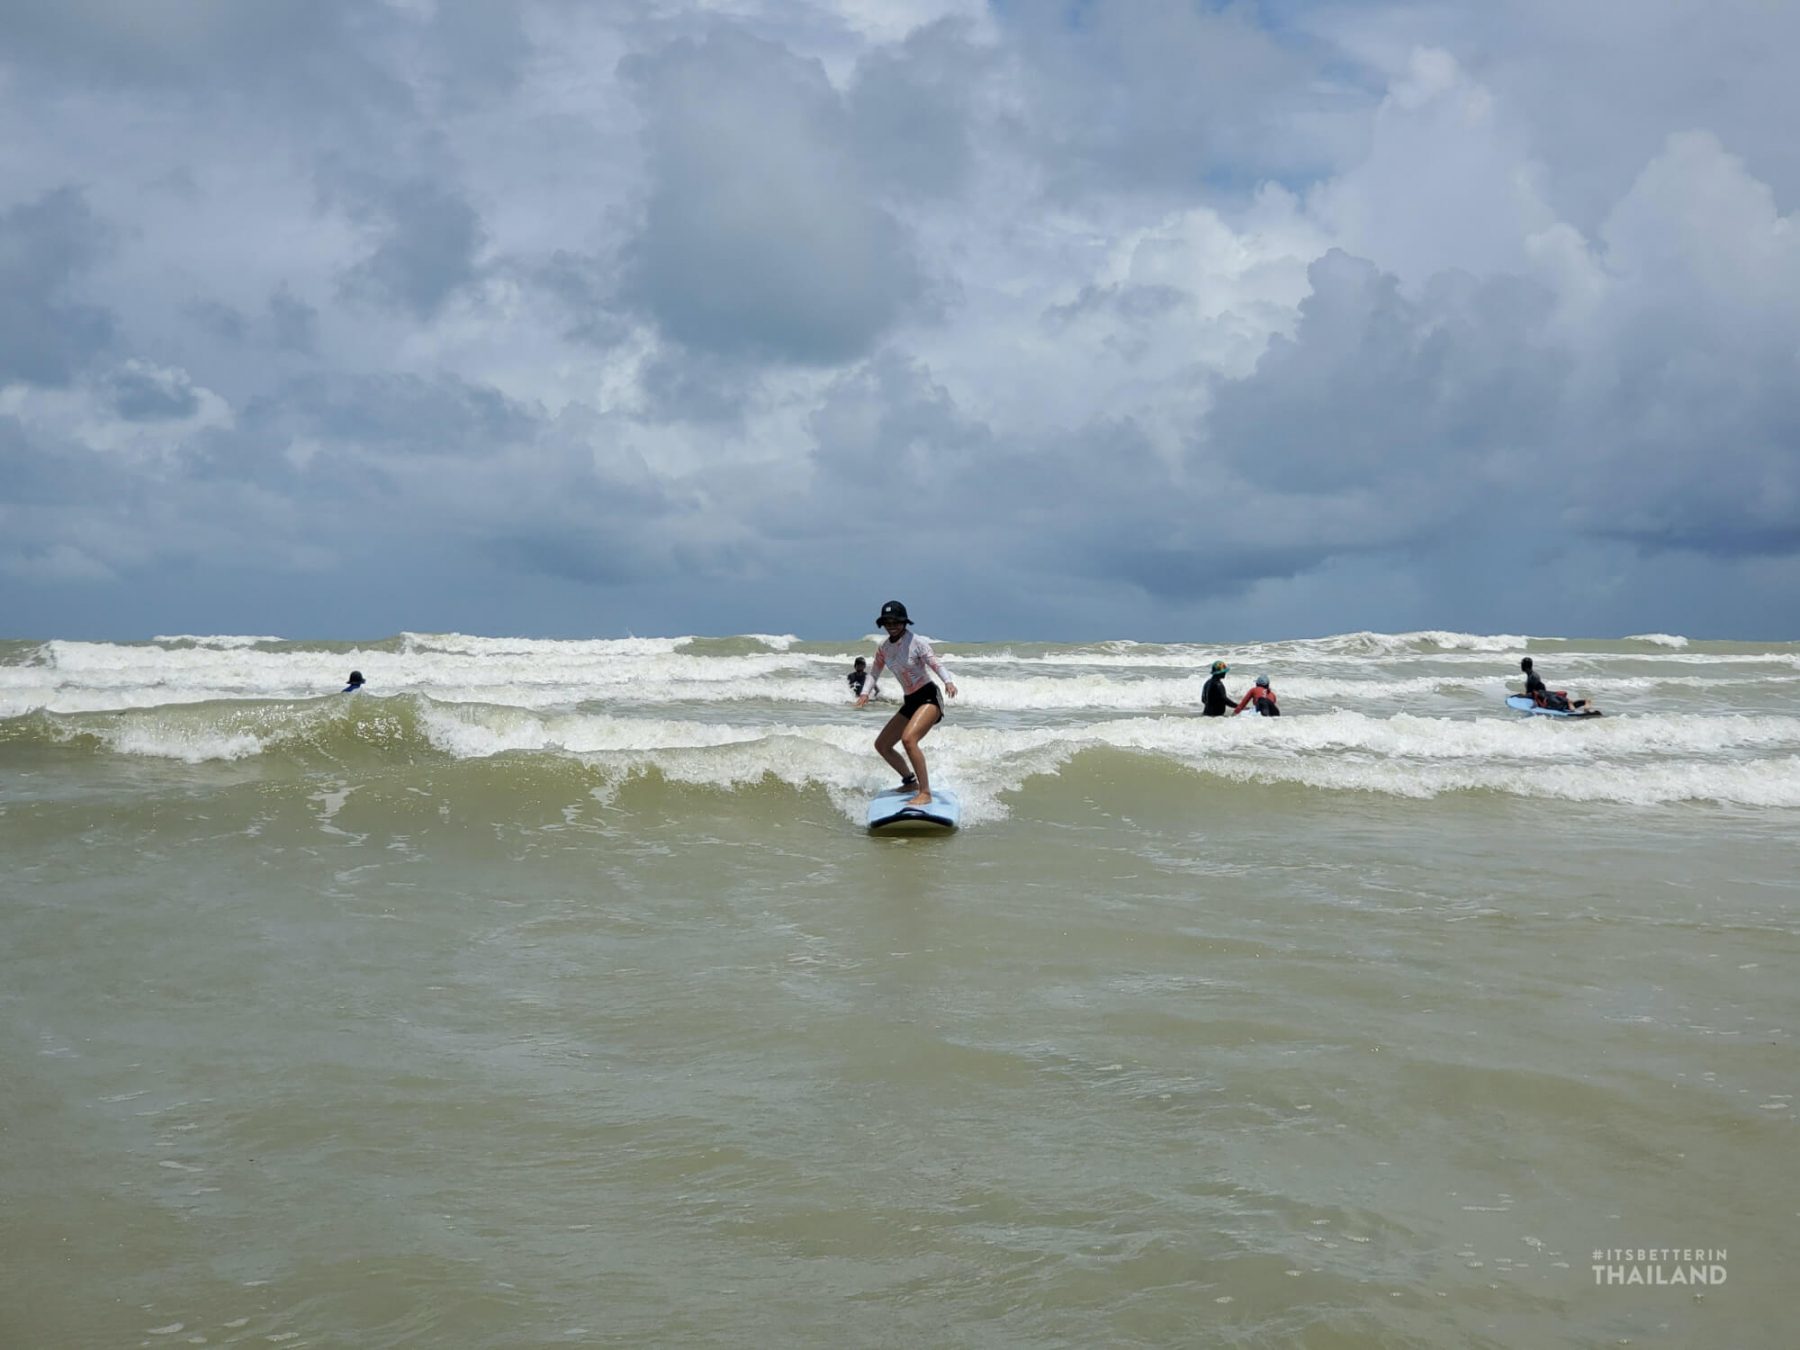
[874,711,913,781]
[898,702,942,804]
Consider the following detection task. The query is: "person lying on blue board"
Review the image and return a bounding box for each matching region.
[1201,660,1234,716]
[1233,675,1281,716]
[855,600,957,807]
[1518,657,1593,713]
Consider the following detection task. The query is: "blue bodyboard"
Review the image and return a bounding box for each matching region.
[1506,694,1601,719]
[867,785,961,834]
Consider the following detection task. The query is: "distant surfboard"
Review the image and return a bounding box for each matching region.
[1506,694,1602,719]
[867,785,961,834]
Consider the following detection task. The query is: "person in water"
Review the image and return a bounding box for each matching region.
[847,656,868,698]
[1233,674,1280,716]
[1201,660,1234,716]
[1518,657,1591,712]
[855,600,957,806]
[342,670,366,693]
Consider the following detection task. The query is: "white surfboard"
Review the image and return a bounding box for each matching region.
[867,785,962,834]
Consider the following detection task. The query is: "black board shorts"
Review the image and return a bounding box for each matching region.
[899,683,944,720]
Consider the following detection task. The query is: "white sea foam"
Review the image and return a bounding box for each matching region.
[5,631,1797,722]
[8,633,1798,811]
[406,705,1800,812]
[19,694,1800,808]
[397,632,690,658]
[5,640,826,716]
[1290,630,1537,655]
[151,634,286,648]
[101,720,268,763]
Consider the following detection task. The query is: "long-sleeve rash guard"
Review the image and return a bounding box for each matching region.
[1233,686,1278,715]
[866,630,953,698]
[1201,673,1233,716]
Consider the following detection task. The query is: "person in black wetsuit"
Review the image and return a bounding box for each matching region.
[847,657,867,697]
[1519,657,1589,711]
[1201,660,1234,716]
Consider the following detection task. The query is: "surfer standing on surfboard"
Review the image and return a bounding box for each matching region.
[856,600,958,807]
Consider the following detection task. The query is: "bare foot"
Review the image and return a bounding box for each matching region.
[906,792,932,806]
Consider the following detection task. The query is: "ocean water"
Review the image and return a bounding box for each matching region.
[2,630,1795,1349]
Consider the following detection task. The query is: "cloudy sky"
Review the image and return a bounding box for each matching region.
[3,0,1797,641]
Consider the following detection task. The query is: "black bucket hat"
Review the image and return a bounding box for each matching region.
[876,600,911,627]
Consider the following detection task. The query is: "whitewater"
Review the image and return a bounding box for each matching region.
[5,630,1798,813]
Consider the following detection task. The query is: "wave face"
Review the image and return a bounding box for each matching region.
[3,631,1799,813]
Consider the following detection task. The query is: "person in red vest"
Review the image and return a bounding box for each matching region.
[1232,675,1280,717]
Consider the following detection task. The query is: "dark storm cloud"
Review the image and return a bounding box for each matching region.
[800,356,1232,600]
[109,365,202,422]
[265,373,536,460]
[0,417,99,506]
[0,0,362,86]
[1206,250,1564,492]
[332,174,488,320]
[637,347,761,425]
[184,288,319,358]
[268,288,319,355]
[489,531,651,587]
[0,0,526,118]
[423,2,533,105]
[184,300,250,346]
[808,351,993,498]
[796,336,1428,606]
[1108,538,1346,598]
[171,372,536,512]
[1565,328,1800,559]
[1194,232,1800,579]
[621,26,924,364]
[0,0,413,137]
[439,411,751,590]
[846,18,985,199]
[0,189,116,386]
[532,251,634,350]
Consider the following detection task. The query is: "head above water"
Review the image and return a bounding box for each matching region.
[1520,657,1534,671]
[853,657,866,669]
[1256,675,1270,688]
[346,670,364,685]
[876,600,911,629]
[1211,660,1228,674]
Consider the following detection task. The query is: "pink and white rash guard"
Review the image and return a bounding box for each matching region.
[866,630,953,698]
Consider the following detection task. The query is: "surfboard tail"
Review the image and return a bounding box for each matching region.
[866,786,962,833]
